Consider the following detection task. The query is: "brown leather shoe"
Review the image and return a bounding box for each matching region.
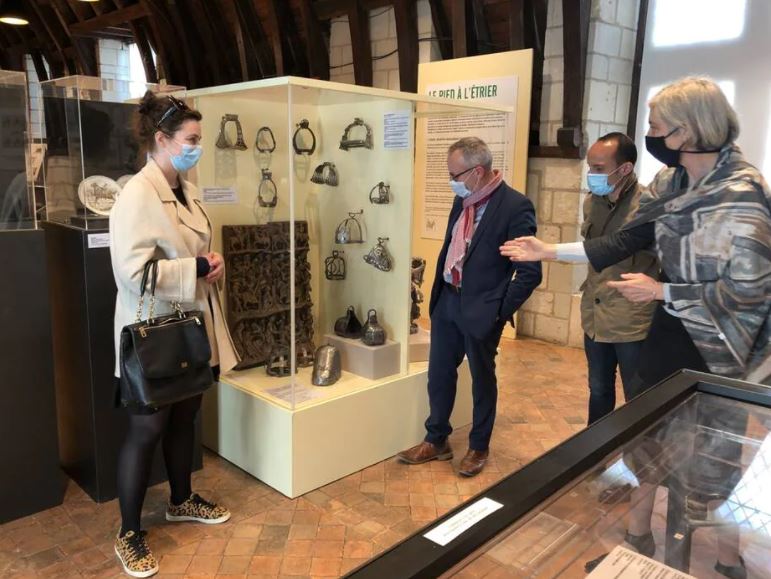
[459,449,489,477]
[397,441,453,464]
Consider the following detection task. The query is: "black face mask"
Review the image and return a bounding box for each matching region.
[645,127,681,167]
[645,127,722,168]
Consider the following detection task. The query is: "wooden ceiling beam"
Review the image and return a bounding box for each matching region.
[393,0,418,92]
[451,0,467,58]
[233,0,275,78]
[427,0,452,60]
[64,0,95,22]
[557,0,590,151]
[138,0,192,87]
[508,0,525,50]
[69,4,149,36]
[298,0,330,80]
[469,0,491,54]
[347,0,373,86]
[313,0,392,20]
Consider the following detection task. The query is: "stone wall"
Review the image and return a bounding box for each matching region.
[329,0,439,88]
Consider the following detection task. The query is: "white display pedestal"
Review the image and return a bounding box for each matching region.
[409,327,431,362]
[201,361,473,498]
[324,334,400,380]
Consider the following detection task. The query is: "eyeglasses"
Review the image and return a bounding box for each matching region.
[156,95,190,129]
[449,166,478,180]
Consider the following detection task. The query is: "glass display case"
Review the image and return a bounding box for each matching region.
[349,370,771,578]
[0,69,35,230]
[40,75,183,229]
[186,77,513,411]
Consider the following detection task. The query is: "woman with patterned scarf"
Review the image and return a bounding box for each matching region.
[502,77,770,578]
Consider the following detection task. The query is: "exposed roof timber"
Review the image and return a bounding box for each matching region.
[69,4,149,37]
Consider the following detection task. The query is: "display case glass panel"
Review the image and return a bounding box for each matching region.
[349,372,771,578]
[40,75,183,229]
[0,70,35,230]
[186,77,512,410]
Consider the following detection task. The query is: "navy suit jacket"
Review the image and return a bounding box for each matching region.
[429,181,542,340]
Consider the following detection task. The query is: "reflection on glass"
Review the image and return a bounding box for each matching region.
[652,0,747,47]
[449,393,771,577]
[0,79,33,229]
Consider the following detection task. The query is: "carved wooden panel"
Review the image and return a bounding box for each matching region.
[223,221,314,370]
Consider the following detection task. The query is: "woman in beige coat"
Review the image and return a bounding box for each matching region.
[109,92,238,578]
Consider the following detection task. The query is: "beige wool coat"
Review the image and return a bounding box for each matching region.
[109,158,239,377]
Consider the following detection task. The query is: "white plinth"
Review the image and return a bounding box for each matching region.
[201,362,473,498]
[409,327,430,362]
[323,334,400,380]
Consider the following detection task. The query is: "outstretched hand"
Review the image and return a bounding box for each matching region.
[499,236,556,262]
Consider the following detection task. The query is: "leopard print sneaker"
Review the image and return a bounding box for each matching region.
[114,530,159,578]
[165,493,231,524]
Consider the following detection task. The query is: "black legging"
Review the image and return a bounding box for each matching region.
[117,394,202,534]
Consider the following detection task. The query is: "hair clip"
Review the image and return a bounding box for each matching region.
[257,169,277,208]
[215,113,247,150]
[340,118,373,151]
[363,237,393,272]
[255,126,276,153]
[293,119,316,155]
[369,181,390,204]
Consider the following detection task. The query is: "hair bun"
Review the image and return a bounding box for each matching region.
[137,90,158,116]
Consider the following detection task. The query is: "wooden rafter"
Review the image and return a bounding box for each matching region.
[393,0,418,92]
[233,0,275,78]
[627,0,649,138]
[428,0,452,60]
[451,0,468,58]
[346,0,373,86]
[470,0,491,54]
[298,0,330,80]
[69,4,148,37]
[557,0,590,151]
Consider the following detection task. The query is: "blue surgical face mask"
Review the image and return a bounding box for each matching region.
[448,167,478,199]
[586,166,622,196]
[167,141,203,172]
[449,179,473,198]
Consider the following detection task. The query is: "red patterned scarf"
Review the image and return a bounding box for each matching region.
[443,169,503,286]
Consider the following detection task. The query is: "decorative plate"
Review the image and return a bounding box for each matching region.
[116,174,134,189]
[78,175,121,216]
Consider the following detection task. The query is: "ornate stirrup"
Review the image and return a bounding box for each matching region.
[293,119,316,155]
[369,181,390,204]
[363,237,393,272]
[339,117,373,150]
[257,169,278,208]
[335,210,364,244]
[215,113,247,150]
[255,126,276,153]
[324,250,346,280]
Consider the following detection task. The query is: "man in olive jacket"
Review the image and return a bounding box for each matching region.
[582,133,658,424]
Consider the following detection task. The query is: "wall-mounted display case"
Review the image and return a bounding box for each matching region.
[186,76,513,496]
[349,370,771,578]
[40,75,183,229]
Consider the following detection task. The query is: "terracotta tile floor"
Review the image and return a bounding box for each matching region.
[0,337,591,578]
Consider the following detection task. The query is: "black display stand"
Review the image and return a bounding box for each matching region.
[0,229,65,524]
[43,221,203,502]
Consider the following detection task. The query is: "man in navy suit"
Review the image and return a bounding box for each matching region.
[398,137,541,477]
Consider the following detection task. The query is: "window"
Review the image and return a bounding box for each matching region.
[652,0,747,48]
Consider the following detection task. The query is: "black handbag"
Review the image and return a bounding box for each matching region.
[119,260,214,409]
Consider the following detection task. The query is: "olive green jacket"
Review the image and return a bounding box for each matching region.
[580,176,658,342]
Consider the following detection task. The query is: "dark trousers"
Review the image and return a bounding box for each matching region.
[425,288,503,451]
[584,334,644,425]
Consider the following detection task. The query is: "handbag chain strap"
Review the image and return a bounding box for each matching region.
[135,260,186,324]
